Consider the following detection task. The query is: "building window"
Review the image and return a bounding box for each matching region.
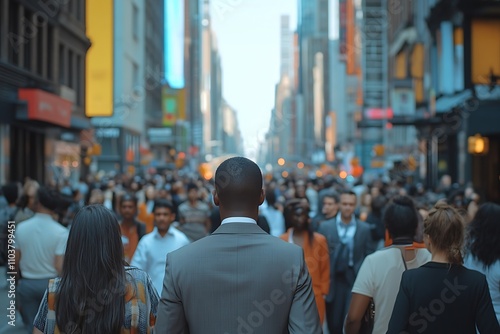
[36,22,44,76]
[8,3,20,65]
[68,49,73,88]
[76,1,83,21]
[47,26,53,80]
[59,45,65,84]
[132,4,139,40]
[132,62,140,89]
[23,10,33,71]
[0,1,4,59]
[76,55,82,106]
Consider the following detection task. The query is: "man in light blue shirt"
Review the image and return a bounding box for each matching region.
[131,199,190,294]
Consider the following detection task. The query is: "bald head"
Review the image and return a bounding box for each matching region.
[214,157,263,212]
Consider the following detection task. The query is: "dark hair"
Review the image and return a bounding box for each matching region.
[119,193,137,206]
[370,195,387,216]
[424,202,465,265]
[284,198,314,244]
[265,189,277,207]
[384,195,418,239]
[467,202,500,267]
[1,183,19,204]
[186,183,198,192]
[54,193,74,226]
[215,157,263,209]
[323,192,339,204]
[56,205,127,333]
[153,199,175,214]
[340,190,357,199]
[37,187,60,212]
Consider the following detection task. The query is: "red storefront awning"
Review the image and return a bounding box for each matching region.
[18,88,72,127]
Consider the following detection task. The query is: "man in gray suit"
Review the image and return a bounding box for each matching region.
[155,157,321,333]
[318,190,374,334]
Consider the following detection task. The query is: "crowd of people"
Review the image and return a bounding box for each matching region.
[0,157,499,333]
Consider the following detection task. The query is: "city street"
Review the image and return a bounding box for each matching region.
[0,0,499,333]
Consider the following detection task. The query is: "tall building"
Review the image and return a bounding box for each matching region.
[267,77,294,165]
[90,0,146,174]
[210,35,223,157]
[331,0,366,173]
[297,0,329,163]
[378,1,435,185]
[222,101,243,155]
[0,0,91,184]
[201,0,212,158]
[355,0,390,169]
[143,0,166,166]
[185,0,203,160]
[280,15,294,83]
[265,15,295,165]
[200,0,224,159]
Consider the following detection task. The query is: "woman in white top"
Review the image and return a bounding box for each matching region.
[344,195,431,334]
[465,202,500,324]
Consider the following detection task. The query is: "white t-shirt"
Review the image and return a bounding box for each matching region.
[351,247,431,334]
[464,256,500,324]
[15,213,69,279]
[131,226,190,294]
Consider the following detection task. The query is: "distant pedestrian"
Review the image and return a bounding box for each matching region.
[131,199,190,294]
[16,187,68,333]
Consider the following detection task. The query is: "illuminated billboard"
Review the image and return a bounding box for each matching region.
[162,86,186,126]
[86,0,114,117]
[165,0,185,88]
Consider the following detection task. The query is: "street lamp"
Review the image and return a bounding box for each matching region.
[468,134,489,155]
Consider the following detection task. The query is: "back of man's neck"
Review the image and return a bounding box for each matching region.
[36,208,52,216]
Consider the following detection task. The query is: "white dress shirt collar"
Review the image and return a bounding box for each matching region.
[221,217,257,225]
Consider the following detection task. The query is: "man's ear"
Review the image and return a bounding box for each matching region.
[213,190,220,207]
[258,189,265,206]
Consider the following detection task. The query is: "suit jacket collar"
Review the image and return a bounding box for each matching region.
[212,222,268,235]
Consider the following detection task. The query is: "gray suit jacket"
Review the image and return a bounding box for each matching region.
[317,218,374,303]
[155,222,322,334]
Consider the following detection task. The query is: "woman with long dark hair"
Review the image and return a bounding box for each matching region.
[33,204,159,333]
[387,203,500,333]
[465,202,500,323]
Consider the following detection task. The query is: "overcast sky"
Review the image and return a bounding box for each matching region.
[211,0,338,160]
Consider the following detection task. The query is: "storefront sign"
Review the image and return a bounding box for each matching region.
[18,89,72,127]
[96,127,120,138]
[148,127,173,145]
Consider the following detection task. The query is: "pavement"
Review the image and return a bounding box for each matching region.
[0,267,28,334]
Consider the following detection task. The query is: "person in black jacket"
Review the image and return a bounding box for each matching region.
[387,202,500,334]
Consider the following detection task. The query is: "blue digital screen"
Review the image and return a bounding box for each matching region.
[164,0,185,88]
